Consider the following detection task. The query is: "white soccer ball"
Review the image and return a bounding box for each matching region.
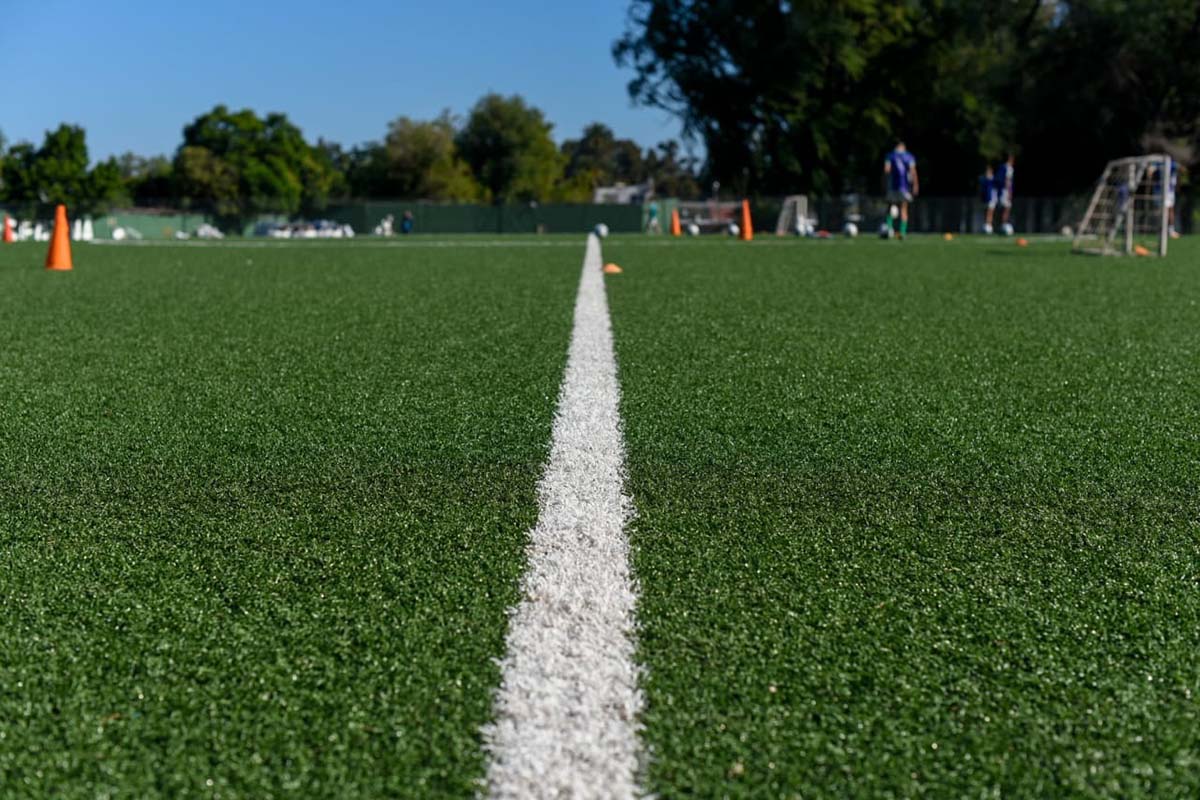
[594,223,609,238]
[889,204,900,219]
[687,222,701,236]
[843,222,859,238]
[1002,222,1014,236]
[727,223,740,237]
[879,223,892,239]
[1061,225,1073,237]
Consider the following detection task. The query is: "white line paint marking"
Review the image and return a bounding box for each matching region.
[483,234,642,799]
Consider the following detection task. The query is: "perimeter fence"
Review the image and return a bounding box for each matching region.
[1,195,1191,239]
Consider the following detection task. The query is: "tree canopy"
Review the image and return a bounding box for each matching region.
[455,94,564,203]
[615,0,1200,196]
[0,124,126,215]
[1,94,702,219]
[171,106,346,225]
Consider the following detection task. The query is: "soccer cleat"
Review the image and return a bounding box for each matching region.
[983,223,993,235]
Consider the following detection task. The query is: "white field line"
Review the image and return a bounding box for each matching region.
[482,234,642,799]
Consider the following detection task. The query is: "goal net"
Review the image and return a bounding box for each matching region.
[774,195,810,235]
[1073,155,1173,256]
[677,200,742,234]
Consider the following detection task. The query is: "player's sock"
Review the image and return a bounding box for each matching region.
[900,220,908,237]
[886,214,894,233]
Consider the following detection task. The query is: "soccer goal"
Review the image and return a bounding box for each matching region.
[774,195,811,235]
[1073,155,1173,256]
[677,200,742,234]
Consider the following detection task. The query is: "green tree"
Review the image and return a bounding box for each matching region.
[30,125,91,207]
[380,113,483,200]
[117,153,175,205]
[174,106,344,225]
[339,142,391,199]
[616,0,1199,197]
[87,157,130,212]
[456,94,563,202]
[175,145,241,218]
[615,0,928,194]
[0,143,39,215]
[561,123,646,187]
[643,141,701,199]
[0,124,128,214]
[1010,0,1200,194]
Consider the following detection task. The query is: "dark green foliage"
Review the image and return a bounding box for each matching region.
[616,0,1200,196]
[0,240,579,797]
[116,153,176,206]
[606,236,1200,798]
[1011,0,1200,194]
[369,113,483,202]
[0,125,129,215]
[641,140,702,199]
[172,106,347,227]
[456,94,565,203]
[561,124,647,187]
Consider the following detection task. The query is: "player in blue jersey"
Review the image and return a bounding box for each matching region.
[883,141,919,239]
[994,154,1016,235]
[980,166,998,234]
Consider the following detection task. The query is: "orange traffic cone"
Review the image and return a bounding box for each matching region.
[739,200,754,242]
[670,208,682,237]
[46,205,73,271]
[2,215,13,244]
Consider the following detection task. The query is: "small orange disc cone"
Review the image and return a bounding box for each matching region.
[603,263,623,274]
[1016,237,1029,248]
[739,199,754,241]
[46,205,73,270]
[670,208,682,237]
[2,215,14,244]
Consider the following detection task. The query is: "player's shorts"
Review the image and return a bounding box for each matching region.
[998,189,1012,209]
[1165,191,1176,209]
[886,190,913,205]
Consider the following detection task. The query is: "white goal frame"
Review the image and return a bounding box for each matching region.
[774,195,810,235]
[1074,154,1173,256]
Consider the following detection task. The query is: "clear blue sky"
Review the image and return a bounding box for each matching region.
[0,0,687,161]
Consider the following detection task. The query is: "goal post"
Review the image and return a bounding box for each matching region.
[1074,154,1173,256]
[774,195,810,235]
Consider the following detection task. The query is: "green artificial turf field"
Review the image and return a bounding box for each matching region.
[605,236,1200,798]
[3,234,1198,799]
[0,240,578,797]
